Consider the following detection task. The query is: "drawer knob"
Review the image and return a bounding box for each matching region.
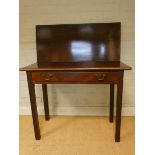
[95,74,106,81]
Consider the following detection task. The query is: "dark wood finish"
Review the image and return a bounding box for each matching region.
[115,71,124,142]
[36,23,121,62]
[20,61,131,71]
[20,23,132,142]
[31,71,122,84]
[42,84,50,120]
[26,71,41,140]
[110,84,115,123]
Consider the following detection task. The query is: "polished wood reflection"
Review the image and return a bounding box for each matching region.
[36,23,121,62]
[20,61,131,71]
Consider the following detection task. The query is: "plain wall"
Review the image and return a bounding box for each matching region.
[19,0,135,115]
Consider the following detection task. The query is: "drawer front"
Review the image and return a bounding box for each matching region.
[31,71,122,84]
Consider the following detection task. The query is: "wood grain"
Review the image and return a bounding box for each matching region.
[36,23,121,62]
[20,61,131,71]
[31,71,122,84]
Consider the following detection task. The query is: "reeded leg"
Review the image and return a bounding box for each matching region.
[115,78,123,142]
[42,84,50,121]
[27,72,41,140]
[110,84,115,123]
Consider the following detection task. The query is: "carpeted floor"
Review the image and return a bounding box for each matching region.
[20,116,134,155]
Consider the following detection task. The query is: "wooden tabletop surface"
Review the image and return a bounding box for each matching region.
[20,61,131,71]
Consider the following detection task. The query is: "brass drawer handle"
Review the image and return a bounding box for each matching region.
[45,78,50,81]
[95,74,106,81]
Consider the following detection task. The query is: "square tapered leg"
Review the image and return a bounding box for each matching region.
[42,84,50,121]
[109,84,115,123]
[27,72,41,140]
[115,76,123,142]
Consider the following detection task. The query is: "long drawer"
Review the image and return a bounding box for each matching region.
[31,71,122,84]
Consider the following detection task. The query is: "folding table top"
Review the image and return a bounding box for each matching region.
[20,23,131,71]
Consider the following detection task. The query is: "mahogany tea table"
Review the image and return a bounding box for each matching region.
[20,23,132,142]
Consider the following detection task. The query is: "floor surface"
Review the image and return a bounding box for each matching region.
[20,116,135,155]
